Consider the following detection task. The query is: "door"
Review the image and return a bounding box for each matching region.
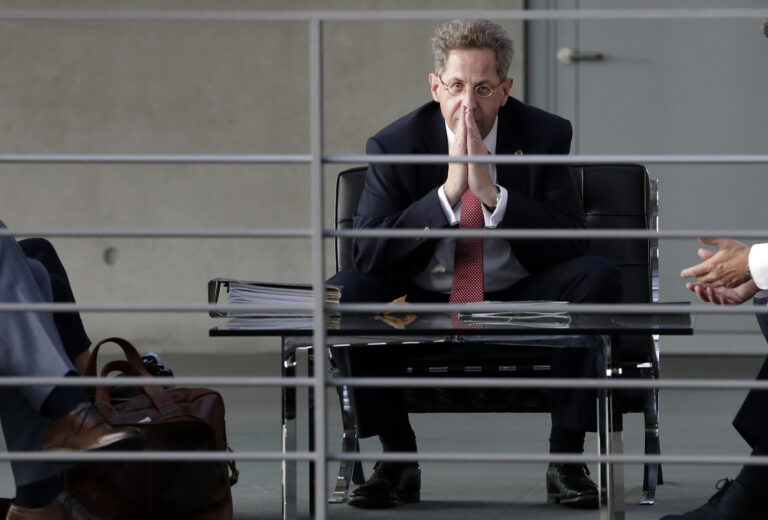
[528,0,768,353]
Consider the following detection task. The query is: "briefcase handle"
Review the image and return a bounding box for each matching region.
[94,359,181,417]
[88,337,181,417]
[85,337,144,377]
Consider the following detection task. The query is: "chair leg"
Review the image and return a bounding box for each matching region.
[352,456,365,485]
[641,386,661,505]
[329,384,365,503]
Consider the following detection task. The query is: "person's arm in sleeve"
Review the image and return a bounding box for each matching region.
[496,119,587,270]
[351,138,449,277]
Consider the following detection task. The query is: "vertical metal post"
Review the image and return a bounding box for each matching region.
[309,17,328,520]
[281,338,297,520]
[597,335,625,520]
[596,335,611,520]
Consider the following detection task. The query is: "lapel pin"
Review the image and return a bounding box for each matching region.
[514,149,523,155]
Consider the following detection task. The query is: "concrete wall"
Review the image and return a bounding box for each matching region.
[0,2,524,353]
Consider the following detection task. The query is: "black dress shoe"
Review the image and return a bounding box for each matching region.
[347,462,421,509]
[546,463,598,509]
[660,478,768,519]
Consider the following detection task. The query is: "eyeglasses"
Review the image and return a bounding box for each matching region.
[438,77,503,98]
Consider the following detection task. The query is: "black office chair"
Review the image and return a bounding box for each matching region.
[330,164,662,505]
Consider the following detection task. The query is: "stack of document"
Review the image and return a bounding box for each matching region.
[225,315,340,330]
[458,301,571,328]
[208,278,341,328]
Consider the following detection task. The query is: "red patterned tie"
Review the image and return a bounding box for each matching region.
[450,190,484,303]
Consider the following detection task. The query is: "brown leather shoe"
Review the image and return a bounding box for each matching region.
[5,492,98,520]
[43,402,145,452]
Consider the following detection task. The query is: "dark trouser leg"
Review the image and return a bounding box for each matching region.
[0,230,85,498]
[733,298,768,448]
[0,388,69,489]
[329,271,424,509]
[18,238,91,361]
[14,477,63,509]
[731,298,768,494]
[327,270,412,440]
[490,256,622,441]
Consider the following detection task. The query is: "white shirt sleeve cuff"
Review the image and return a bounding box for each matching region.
[749,243,768,290]
[483,185,508,228]
[437,184,460,226]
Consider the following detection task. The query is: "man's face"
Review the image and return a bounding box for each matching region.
[429,48,513,139]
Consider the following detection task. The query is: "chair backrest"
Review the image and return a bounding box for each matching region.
[335,166,368,273]
[334,164,658,307]
[571,164,657,305]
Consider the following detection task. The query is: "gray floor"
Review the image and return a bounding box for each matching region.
[0,351,761,519]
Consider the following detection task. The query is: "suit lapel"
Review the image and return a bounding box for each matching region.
[424,107,449,191]
[495,100,530,195]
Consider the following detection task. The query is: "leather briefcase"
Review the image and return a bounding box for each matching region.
[64,337,238,519]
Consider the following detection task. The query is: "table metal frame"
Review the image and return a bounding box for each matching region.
[280,332,623,520]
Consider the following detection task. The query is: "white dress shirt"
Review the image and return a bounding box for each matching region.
[749,243,768,296]
[411,118,530,293]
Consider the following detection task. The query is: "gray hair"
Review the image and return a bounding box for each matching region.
[431,19,514,80]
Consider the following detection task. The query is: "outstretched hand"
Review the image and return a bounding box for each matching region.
[680,238,751,288]
[685,279,759,305]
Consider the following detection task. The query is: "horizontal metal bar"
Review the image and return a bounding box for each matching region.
[328,153,768,165]
[7,375,768,391]
[2,153,768,165]
[329,377,768,391]
[0,228,310,239]
[0,303,314,313]
[1,227,767,240]
[0,376,315,387]
[330,228,768,240]
[0,154,311,164]
[3,449,768,467]
[0,9,765,22]
[0,301,754,314]
[0,451,313,462]
[335,451,768,467]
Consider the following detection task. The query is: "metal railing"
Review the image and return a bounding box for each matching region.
[1,7,768,520]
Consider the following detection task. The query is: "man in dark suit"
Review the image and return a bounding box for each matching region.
[329,19,621,510]
[0,220,145,519]
[665,236,768,519]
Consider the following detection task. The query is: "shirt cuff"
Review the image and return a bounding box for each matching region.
[437,184,460,226]
[482,185,507,228]
[749,243,768,290]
